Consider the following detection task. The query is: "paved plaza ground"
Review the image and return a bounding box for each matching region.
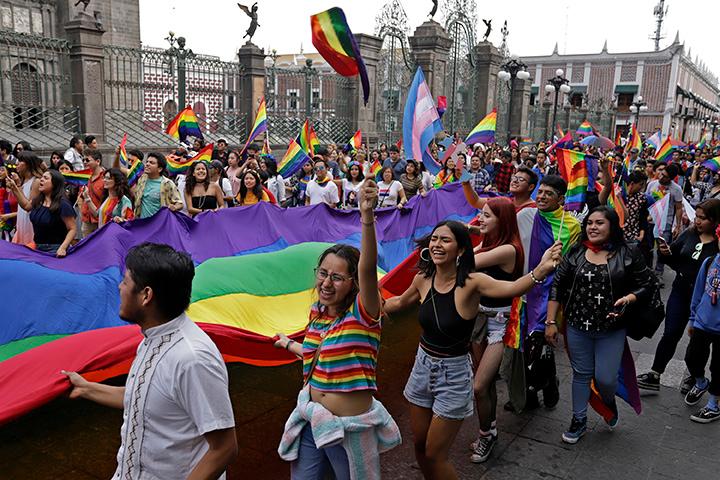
[1,269,718,479]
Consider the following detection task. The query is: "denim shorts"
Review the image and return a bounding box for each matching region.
[403,346,474,420]
[471,308,510,345]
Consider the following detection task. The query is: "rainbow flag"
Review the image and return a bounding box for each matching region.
[241,97,268,154]
[61,168,92,187]
[368,158,382,178]
[310,7,369,104]
[278,139,311,178]
[465,109,496,145]
[625,123,642,154]
[614,130,622,147]
[702,156,720,173]
[0,183,478,425]
[576,120,594,136]
[165,107,203,143]
[654,136,674,162]
[502,297,526,350]
[600,180,626,228]
[166,144,214,175]
[697,132,708,150]
[262,136,272,155]
[556,149,598,210]
[126,159,144,187]
[344,130,362,153]
[118,133,129,168]
[296,119,320,157]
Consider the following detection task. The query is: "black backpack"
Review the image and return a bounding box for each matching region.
[626,267,666,341]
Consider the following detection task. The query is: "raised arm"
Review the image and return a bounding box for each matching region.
[6,176,32,211]
[358,179,381,319]
[473,244,516,271]
[384,273,422,315]
[598,157,613,205]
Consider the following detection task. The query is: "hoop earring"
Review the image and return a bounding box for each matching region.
[420,248,431,262]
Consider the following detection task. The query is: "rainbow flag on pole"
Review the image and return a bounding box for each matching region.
[165,107,203,143]
[118,133,129,168]
[61,168,92,187]
[344,130,362,153]
[576,120,594,137]
[625,123,642,154]
[654,136,674,162]
[296,120,320,157]
[702,156,720,173]
[241,97,268,154]
[310,7,369,104]
[464,109,497,145]
[166,144,214,175]
[278,139,312,178]
[556,149,598,210]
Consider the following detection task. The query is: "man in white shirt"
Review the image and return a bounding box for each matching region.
[64,136,84,171]
[305,159,339,207]
[63,243,237,480]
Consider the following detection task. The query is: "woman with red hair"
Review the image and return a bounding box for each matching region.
[467,197,524,463]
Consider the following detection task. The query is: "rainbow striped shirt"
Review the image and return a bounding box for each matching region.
[302,298,381,392]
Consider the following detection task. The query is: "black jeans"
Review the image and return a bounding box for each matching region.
[685,328,720,396]
[652,285,692,374]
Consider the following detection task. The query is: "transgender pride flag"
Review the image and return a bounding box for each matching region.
[403,67,444,175]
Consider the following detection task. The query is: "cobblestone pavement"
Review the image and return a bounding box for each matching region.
[1,270,718,479]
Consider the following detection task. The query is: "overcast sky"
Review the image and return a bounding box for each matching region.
[139,0,719,82]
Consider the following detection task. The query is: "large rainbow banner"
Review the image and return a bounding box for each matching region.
[0,184,477,425]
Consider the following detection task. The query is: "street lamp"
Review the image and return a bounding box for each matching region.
[498,56,531,145]
[544,68,571,141]
[628,95,648,126]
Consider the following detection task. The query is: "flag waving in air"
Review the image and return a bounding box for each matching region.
[296,119,320,157]
[310,7,370,104]
[343,130,362,153]
[241,97,268,154]
[465,109,497,145]
[403,67,443,175]
[556,148,599,211]
[165,107,203,143]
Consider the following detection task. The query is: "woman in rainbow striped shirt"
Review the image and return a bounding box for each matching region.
[274,179,401,480]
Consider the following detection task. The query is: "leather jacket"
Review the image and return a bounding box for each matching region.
[549,243,653,308]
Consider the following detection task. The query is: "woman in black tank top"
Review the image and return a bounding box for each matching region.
[467,198,524,463]
[384,219,560,479]
[183,161,225,217]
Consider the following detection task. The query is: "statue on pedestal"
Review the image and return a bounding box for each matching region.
[74,0,91,12]
[237,3,260,42]
[429,0,438,19]
[482,19,492,41]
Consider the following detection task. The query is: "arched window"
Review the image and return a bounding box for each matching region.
[11,63,41,129]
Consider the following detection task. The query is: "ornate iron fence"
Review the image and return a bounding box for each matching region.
[265,59,353,147]
[443,0,478,136]
[0,29,79,149]
[103,44,247,149]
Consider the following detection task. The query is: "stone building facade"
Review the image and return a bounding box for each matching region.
[522,34,720,143]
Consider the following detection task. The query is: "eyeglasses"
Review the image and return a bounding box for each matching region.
[314,267,351,284]
[510,176,528,183]
[314,166,326,172]
[692,242,703,261]
[82,158,91,163]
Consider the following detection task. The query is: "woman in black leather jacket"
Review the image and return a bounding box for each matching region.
[545,206,653,445]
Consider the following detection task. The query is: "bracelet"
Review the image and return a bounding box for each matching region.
[545,320,557,326]
[285,339,294,350]
[361,216,376,226]
[529,270,545,284]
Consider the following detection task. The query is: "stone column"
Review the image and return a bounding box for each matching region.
[408,20,451,101]
[64,12,105,143]
[237,41,266,140]
[352,33,383,139]
[471,42,503,119]
[510,77,531,139]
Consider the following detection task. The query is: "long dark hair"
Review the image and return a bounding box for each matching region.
[238,169,264,203]
[313,244,360,318]
[185,161,210,195]
[105,168,131,200]
[31,170,66,213]
[18,151,44,179]
[416,220,475,287]
[580,206,626,248]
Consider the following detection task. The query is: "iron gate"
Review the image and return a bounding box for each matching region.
[443,0,478,136]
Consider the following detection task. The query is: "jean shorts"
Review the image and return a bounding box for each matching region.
[403,346,474,420]
[471,307,510,345]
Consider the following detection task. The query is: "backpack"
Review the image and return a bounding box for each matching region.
[626,266,666,341]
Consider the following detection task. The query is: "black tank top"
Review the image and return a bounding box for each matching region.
[418,276,475,357]
[191,195,218,211]
[479,264,517,308]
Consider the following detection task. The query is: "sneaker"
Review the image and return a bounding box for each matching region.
[637,372,660,392]
[680,375,695,395]
[470,434,497,463]
[561,416,587,444]
[690,406,720,424]
[685,382,709,406]
[543,378,560,409]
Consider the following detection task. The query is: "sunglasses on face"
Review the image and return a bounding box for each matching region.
[314,166,326,171]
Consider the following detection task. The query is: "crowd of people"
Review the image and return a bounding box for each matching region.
[3,130,720,479]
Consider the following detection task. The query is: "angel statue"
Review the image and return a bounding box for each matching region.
[74,0,91,12]
[237,3,260,42]
[429,0,438,19]
[482,19,492,41]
